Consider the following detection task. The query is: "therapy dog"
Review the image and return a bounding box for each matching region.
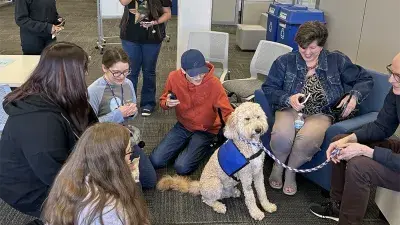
[157,102,277,220]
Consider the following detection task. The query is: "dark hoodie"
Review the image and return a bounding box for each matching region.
[0,95,97,215]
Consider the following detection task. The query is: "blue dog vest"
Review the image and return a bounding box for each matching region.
[218,140,264,180]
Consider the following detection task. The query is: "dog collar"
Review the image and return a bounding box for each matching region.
[218,139,264,181]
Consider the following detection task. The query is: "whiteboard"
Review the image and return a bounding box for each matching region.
[100,0,125,19]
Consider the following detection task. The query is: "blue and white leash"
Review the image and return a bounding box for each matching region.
[240,138,341,173]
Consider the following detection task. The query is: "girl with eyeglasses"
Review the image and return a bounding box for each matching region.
[43,123,150,225]
[88,47,156,189]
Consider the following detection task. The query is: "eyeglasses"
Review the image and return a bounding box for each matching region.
[387,64,400,82]
[109,69,131,78]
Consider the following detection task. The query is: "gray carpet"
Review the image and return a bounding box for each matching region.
[0,1,388,224]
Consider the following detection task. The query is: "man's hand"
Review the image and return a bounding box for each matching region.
[119,103,137,117]
[337,143,373,161]
[326,134,357,163]
[166,93,180,108]
[337,94,357,118]
[289,93,305,112]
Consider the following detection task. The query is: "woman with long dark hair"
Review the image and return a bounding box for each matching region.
[43,123,150,225]
[0,42,97,219]
[119,0,172,116]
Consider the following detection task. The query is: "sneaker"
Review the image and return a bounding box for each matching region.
[309,201,340,222]
[141,107,153,117]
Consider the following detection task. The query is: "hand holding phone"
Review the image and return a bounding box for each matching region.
[299,93,311,105]
[166,91,180,108]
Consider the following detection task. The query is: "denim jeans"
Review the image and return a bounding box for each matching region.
[131,145,157,189]
[149,122,216,175]
[121,40,161,110]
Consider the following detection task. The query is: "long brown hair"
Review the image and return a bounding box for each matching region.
[120,0,164,35]
[4,42,91,134]
[42,123,150,225]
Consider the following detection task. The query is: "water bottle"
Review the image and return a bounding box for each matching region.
[294,113,304,130]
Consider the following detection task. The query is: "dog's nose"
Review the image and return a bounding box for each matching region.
[255,128,262,134]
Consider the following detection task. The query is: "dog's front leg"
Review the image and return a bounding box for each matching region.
[254,171,277,213]
[239,175,265,220]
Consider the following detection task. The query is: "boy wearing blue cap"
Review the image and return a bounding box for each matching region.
[149,49,234,175]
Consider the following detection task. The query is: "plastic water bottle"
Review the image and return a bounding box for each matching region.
[294,113,304,130]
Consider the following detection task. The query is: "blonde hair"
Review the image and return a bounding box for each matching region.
[42,123,150,225]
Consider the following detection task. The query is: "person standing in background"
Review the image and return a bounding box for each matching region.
[15,0,64,55]
[119,0,171,117]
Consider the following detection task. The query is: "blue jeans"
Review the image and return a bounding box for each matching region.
[121,40,161,110]
[131,145,157,189]
[149,122,216,175]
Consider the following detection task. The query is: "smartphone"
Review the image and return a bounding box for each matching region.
[141,21,153,26]
[169,91,177,100]
[57,18,66,27]
[299,93,311,104]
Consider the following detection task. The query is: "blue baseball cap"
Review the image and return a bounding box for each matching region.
[181,49,209,77]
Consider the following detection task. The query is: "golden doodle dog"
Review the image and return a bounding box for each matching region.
[157,102,277,220]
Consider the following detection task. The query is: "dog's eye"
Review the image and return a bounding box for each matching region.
[257,116,260,119]
[245,118,250,121]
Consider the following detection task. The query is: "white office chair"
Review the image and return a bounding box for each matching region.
[187,31,229,82]
[223,40,292,103]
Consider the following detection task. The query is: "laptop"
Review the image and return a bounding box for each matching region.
[0,85,11,132]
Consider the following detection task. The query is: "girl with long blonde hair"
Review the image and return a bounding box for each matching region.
[43,123,150,225]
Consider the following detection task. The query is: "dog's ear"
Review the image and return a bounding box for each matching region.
[224,112,237,140]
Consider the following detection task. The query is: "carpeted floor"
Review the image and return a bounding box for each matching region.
[0,1,389,224]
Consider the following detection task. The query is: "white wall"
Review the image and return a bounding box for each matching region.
[176,0,212,68]
[319,0,400,73]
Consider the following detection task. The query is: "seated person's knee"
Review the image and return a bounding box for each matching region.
[331,134,351,142]
[174,161,193,175]
[149,152,165,169]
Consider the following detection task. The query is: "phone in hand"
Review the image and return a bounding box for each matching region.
[140,21,153,26]
[298,93,311,104]
[57,18,66,27]
[169,91,177,100]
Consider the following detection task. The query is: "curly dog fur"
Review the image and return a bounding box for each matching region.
[157,102,277,220]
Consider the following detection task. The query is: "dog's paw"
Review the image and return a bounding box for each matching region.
[213,202,227,214]
[262,202,277,213]
[232,188,241,198]
[249,209,265,221]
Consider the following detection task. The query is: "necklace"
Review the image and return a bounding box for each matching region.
[103,76,124,107]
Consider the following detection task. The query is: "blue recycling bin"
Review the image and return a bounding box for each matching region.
[276,8,325,50]
[266,3,307,42]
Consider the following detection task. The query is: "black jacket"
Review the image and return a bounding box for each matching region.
[355,89,400,172]
[15,0,60,35]
[0,95,97,214]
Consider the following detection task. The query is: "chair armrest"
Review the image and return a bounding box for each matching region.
[254,89,274,119]
[323,112,379,147]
